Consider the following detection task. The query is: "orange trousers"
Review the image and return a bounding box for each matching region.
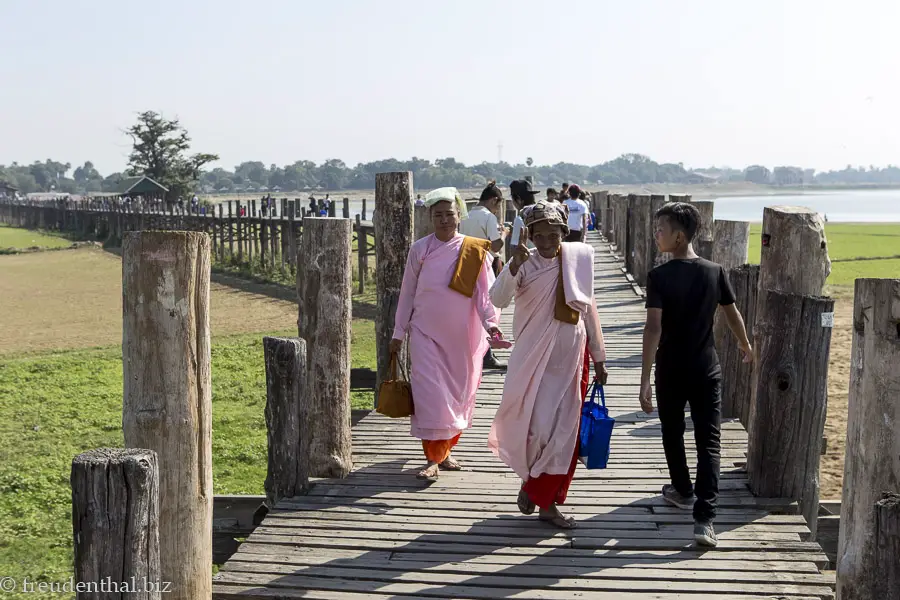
[422,433,461,463]
[522,341,591,510]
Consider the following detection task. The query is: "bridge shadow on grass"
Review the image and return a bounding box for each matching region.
[212,454,787,599]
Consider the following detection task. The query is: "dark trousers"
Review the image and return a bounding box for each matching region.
[655,376,722,522]
[565,230,584,243]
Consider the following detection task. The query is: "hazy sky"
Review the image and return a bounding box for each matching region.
[2,0,899,174]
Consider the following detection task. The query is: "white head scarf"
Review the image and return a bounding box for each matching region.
[423,187,468,220]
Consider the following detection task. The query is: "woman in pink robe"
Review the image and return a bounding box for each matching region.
[391,188,502,481]
[488,202,608,528]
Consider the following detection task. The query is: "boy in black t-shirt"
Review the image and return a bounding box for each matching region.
[640,202,752,547]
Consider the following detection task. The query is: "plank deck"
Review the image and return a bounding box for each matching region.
[214,231,835,600]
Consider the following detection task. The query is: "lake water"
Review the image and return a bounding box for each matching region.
[708,189,900,223]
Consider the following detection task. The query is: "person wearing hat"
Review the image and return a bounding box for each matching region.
[563,184,590,242]
[488,201,609,529]
[389,187,504,482]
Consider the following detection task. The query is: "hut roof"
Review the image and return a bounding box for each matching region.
[115,175,169,196]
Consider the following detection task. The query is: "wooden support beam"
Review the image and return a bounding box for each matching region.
[836,278,900,600]
[263,336,308,506]
[747,290,833,540]
[71,448,160,599]
[716,264,759,424]
[713,220,751,269]
[374,172,414,406]
[122,231,212,600]
[690,200,715,260]
[414,204,433,240]
[874,492,900,600]
[649,194,668,267]
[296,218,353,478]
[629,194,652,286]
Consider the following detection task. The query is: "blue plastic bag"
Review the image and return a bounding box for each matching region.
[579,383,615,469]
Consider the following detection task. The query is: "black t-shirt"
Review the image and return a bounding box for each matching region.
[645,258,736,380]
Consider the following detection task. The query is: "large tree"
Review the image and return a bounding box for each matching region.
[125,111,218,200]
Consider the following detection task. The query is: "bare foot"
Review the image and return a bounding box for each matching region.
[416,462,439,482]
[539,504,577,529]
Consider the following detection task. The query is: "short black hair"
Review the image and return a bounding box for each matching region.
[655,202,701,242]
[547,187,558,195]
[479,180,503,203]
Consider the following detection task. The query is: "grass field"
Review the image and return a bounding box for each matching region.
[0,236,377,589]
[748,222,900,289]
[0,223,72,251]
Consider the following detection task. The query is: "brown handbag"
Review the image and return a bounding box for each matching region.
[376,352,414,418]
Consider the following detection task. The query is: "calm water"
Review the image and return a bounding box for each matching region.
[709,189,900,223]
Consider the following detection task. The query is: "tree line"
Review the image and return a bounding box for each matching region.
[3,112,900,197]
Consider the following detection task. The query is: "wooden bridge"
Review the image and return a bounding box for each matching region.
[212,231,836,599]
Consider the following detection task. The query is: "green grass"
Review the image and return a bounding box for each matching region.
[0,324,376,589]
[747,222,900,287]
[0,224,72,251]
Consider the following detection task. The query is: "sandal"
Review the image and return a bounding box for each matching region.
[416,462,440,482]
[517,488,536,515]
[439,456,462,471]
[539,507,577,529]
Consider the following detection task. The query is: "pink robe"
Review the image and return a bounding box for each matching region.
[393,233,500,441]
[488,243,606,480]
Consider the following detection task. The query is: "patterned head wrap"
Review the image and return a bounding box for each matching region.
[522,201,569,235]
[424,187,468,220]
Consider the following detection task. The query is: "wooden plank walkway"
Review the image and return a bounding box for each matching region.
[213,231,836,600]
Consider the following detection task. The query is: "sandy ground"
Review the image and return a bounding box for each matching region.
[820,292,853,499]
[0,248,299,355]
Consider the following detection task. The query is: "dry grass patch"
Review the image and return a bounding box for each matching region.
[0,248,299,355]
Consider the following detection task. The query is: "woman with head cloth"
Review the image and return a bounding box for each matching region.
[390,187,503,481]
[488,202,609,528]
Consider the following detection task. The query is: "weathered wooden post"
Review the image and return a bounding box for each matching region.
[601,192,612,240]
[328,200,336,218]
[716,264,760,423]
[414,204,433,240]
[374,172,414,405]
[873,493,900,600]
[750,206,831,428]
[624,194,637,273]
[610,194,623,250]
[296,218,352,478]
[629,194,652,285]
[836,278,900,600]
[747,291,833,539]
[361,198,368,221]
[712,220,751,269]
[690,200,715,260]
[342,197,350,219]
[669,193,692,203]
[355,215,366,294]
[263,336,308,506]
[122,231,212,600]
[593,190,608,233]
[227,201,234,258]
[649,194,668,267]
[71,448,160,600]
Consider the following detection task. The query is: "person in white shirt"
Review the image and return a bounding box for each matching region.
[459,181,506,266]
[459,181,509,370]
[563,184,589,242]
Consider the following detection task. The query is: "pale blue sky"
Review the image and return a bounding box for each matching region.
[1,0,898,174]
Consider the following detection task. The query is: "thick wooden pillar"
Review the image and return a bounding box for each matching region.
[690,200,715,260]
[629,194,652,286]
[296,218,352,478]
[122,231,212,600]
[649,194,668,267]
[712,220,751,269]
[373,172,414,405]
[873,493,900,600]
[263,336,308,506]
[747,291,833,539]
[414,204,433,240]
[716,264,760,424]
[71,448,160,600]
[836,278,900,600]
